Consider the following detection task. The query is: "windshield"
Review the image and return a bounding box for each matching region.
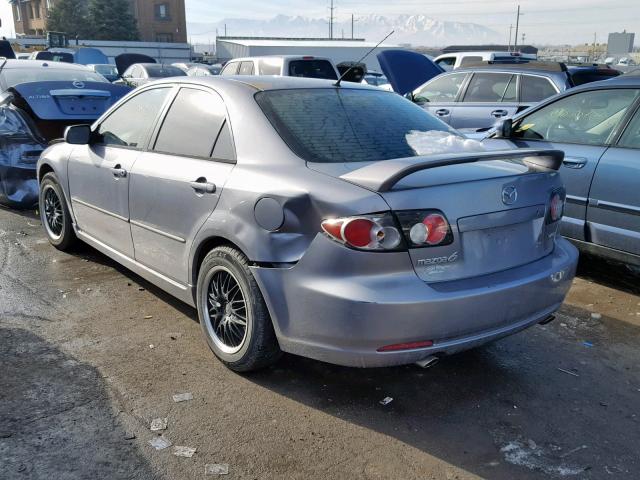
[256,88,457,163]
[94,65,118,76]
[288,60,338,80]
[146,65,187,78]
[2,68,108,88]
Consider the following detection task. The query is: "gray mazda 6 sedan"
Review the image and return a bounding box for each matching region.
[37,76,578,371]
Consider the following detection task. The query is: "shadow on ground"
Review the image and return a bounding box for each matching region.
[0,327,157,480]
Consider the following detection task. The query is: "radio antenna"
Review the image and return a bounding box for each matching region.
[334,30,394,87]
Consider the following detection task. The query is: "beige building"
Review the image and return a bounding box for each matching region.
[9,0,187,43]
[10,0,52,36]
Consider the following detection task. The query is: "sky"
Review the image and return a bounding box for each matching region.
[1,0,639,45]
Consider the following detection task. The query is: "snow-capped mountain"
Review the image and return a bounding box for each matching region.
[188,14,502,47]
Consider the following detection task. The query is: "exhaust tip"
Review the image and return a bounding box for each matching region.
[415,355,439,369]
[539,314,556,325]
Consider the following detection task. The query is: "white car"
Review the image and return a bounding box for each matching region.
[219,55,339,80]
[434,51,537,71]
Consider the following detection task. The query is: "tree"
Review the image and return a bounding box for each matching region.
[86,0,139,41]
[47,0,89,38]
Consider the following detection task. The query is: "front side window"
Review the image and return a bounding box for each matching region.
[256,88,456,163]
[154,88,229,158]
[618,106,640,149]
[220,62,238,76]
[463,73,514,102]
[512,89,640,145]
[435,57,455,71]
[97,87,171,148]
[413,73,467,103]
[520,75,558,103]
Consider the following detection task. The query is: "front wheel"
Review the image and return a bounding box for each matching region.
[196,246,281,372]
[39,173,77,251]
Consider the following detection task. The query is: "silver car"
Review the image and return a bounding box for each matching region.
[37,76,578,371]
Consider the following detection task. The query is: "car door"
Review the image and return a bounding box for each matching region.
[412,72,468,125]
[450,72,518,129]
[586,99,640,255]
[128,86,236,285]
[501,87,640,241]
[68,86,173,257]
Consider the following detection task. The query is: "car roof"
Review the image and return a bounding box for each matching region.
[229,55,333,62]
[0,59,92,70]
[574,75,640,89]
[149,75,375,93]
[448,66,559,76]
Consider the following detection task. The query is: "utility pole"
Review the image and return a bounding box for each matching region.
[329,0,335,39]
[522,33,526,46]
[514,5,521,50]
[592,32,597,62]
[352,13,354,39]
[508,24,513,52]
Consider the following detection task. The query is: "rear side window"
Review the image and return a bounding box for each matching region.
[463,73,514,102]
[154,88,228,158]
[220,62,238,76]
[520,75,558,103]
[255,88,455,163]
[258,58,282,75]
[288,60,338,80]
[97,87,171,148]
[239,61,254,75]
[413,73,466,103]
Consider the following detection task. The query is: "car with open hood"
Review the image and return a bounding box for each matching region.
[37,76,577,371]
[0,59,131,208]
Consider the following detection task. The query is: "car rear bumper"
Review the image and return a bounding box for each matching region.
[251,235,578,368]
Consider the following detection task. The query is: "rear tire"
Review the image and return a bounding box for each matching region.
[197,246,281,372]
[39,173,77,251]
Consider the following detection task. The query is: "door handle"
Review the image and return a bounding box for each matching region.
[190,178,216,194]
[435,109,450,116]
[491,109,509,117]
[562,157,587,169]
[111,164,127,178]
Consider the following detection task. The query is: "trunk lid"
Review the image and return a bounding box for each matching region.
[11,81,131,121]
[310,149,564,283]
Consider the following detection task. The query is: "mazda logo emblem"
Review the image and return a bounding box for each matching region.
[72,81,85,89]
[502,186,518,205]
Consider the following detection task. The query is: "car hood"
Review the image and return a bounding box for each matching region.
[75,48,109,66]
[10,81,131,121]
[376,50,444,95]
[115,53,156,76]
[0,40,16,59]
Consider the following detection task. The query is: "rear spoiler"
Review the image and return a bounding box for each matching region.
[340,149,564,192]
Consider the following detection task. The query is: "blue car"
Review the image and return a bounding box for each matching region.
[0,59,131,208]
[484,76,640,268]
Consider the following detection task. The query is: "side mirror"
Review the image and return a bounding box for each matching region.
[494,118,513,138]
[64,124,91,145]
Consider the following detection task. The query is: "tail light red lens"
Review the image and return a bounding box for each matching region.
[547,189,566,224]
[321,213,403,251]
[395,210,454,248]
[377,340,434,352]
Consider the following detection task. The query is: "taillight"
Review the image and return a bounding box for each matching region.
[321,213,403,251]
[547,189,566,224]
[395,210,454,248]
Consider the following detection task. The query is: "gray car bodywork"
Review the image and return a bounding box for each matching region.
[483,76,640,267]
[38,76,578,367]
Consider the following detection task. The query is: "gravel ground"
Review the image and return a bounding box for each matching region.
[1,207,639,479]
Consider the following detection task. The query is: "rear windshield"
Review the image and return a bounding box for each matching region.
[255,88,456,163]
[569,69,621,86]
[2,68,108,88]
[288,60,338,80]
[94,65,118,76]
[146,65,186,78]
